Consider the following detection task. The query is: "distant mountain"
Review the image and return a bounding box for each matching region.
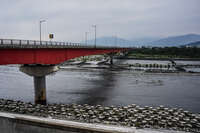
[85,36,136,47]
[130,37,160,45]
[82,34,200,47]
[185,41,200,47]
[149,34,200,46]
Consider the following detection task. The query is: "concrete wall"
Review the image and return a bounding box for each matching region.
[0,112,135,133]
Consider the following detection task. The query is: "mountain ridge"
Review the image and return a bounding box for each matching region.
[83,34,200,47]
[149,34,200,46]
[185,41,200,47]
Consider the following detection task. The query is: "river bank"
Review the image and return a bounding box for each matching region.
[0,99,199,132]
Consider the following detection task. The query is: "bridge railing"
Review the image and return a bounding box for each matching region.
[0,38,129,49]
[0,39,87,47]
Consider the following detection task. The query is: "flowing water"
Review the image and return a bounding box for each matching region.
[0,60,200,113]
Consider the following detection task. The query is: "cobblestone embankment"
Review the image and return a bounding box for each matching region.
[0,99,200,132]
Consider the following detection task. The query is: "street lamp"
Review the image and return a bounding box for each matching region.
[114,35,117,47]
[85,32,89,45]
[92,25,96,48]
[39,20,46,44]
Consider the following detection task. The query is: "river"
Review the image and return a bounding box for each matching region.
[0,59,200,113]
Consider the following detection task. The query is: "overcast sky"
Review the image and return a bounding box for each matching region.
[0,0,200,42]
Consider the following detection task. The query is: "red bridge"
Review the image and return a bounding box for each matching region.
[0,39,131,105]
[0,39,128,65]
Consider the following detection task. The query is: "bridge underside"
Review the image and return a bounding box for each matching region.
[0,47,126,104]
[0,48,123,65]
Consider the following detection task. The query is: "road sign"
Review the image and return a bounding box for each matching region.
[49,34,54,39]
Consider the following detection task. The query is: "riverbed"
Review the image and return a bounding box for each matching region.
[0,60,200,113]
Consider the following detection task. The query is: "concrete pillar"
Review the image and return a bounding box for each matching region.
[34,76,46,105]
[20,65,58,105]
[110,55,113,65]
[108,53,114,65]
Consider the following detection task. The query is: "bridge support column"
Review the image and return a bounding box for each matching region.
[20,65,58,105]
[110,55,113,65]
[34,76,46,105]
[108,53,114,65]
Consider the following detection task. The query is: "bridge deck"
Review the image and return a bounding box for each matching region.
[0,39,130,65]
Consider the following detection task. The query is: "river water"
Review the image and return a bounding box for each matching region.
[0,60,200,113]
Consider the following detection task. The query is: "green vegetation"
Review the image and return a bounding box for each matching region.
[128,47,200,59]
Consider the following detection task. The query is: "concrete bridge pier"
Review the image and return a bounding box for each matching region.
[34,76,46,105]
[20,65,58,105]
[110,55,113,65]
[108,53,114,65]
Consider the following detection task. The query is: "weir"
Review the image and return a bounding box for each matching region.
[20,65,58,105]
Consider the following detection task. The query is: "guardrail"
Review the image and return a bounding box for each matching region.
[0,112,136,133]
[0,39,128,49]
[0,39,83,46]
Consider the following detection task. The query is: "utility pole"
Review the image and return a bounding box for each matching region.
[92,25,96,48]
[39,20,46,44]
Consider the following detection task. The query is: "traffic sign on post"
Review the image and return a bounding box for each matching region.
[49,34,54,39]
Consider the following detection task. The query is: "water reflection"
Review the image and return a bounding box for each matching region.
[77,69,116,105]
[75,59,125,105]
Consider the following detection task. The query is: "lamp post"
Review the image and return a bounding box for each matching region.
[114,35,117,47]
[39,20,46,44]
[85,32,89,45]
[92,25,96,48]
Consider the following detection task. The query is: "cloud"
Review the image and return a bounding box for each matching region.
[0,0,200,41]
